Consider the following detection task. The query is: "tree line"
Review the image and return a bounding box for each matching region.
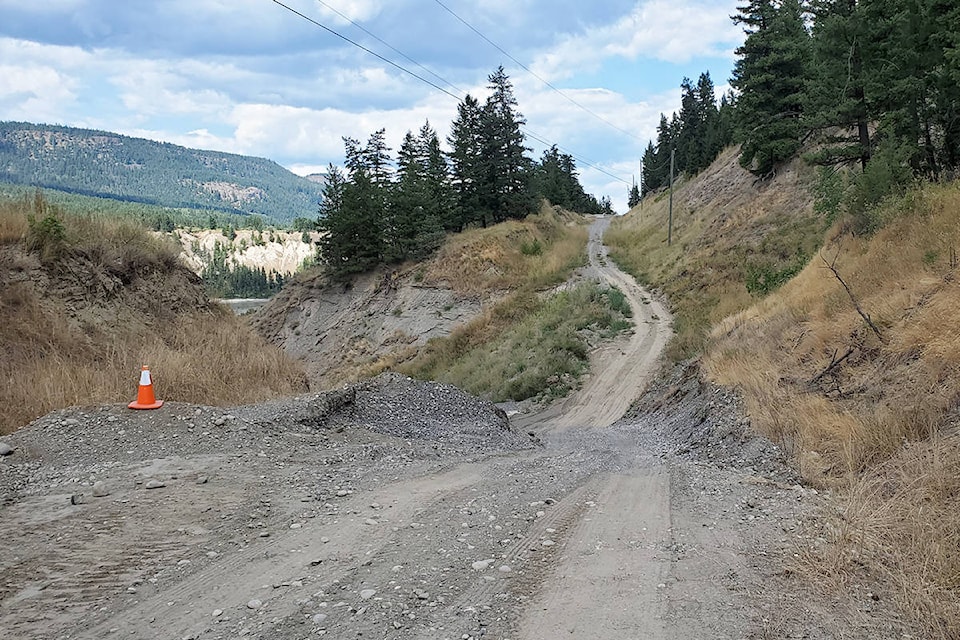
[639,72,736,198]
[316,67,611,277]
[637,1,959,208]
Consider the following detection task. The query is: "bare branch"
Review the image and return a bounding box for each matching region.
[819,249,883,341]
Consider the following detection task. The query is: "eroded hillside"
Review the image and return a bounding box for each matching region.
[252,204,589,391]
[0,194,306,434]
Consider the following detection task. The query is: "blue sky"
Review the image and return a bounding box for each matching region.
[0,0,745,212]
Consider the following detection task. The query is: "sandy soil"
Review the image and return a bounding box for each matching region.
[0,218,910,640]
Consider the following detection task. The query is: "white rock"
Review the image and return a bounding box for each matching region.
[145,479,166,489]
[311,613,327,624]
[212,609,223,617]
[92,481,110,497]
[471,560,492,571]
[541,540,555,547]
[359,589,377,600]
[498,565,512,573]
[0,442,13,456]
[247,599,262,609]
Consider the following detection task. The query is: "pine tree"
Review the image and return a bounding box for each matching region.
[627,180,641,208]
[805,0,873,169]
[448,94,484,230]
[479,66,535,223]
[731,0,810,176]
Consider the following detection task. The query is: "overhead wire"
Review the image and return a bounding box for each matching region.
[269,0,630,186]
[430,0,645,144]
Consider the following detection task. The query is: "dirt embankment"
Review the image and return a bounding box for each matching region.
[252,267,482,388]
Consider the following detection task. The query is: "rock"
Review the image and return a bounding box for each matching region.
[247,599,262,610]
[92,481,110,497]
[311,613,327,624]
[145,479,166,490]
[414,589,430,600]
[541,540,555,547]
[212,609,223,617]
[498,565,512,573]
[70,494,85,505]
[359,589,377,600]
[364,518,378,525]
[320,536,330,544]
[0,442,13,456]
[471,560,492,571]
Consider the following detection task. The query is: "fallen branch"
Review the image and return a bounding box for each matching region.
[820,249,883,342]
[809,346,856,386]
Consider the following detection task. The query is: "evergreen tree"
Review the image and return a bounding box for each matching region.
[731,0,810,176]
[641,142,658,196]
[627,181,641,208]
[447,94,484,230]
[805,0,873,169]
[479,67,536,223]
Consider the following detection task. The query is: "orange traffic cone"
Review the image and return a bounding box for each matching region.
[128,366,164,410]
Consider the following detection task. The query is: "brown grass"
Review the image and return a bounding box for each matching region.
[424,202,588,295]
[605,147,824,360]
[704,182,960,635]
[0,193,306,433]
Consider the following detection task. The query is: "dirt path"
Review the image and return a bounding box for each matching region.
[0,218,907,639]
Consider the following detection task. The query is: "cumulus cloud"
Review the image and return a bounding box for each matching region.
[532,0,742,80]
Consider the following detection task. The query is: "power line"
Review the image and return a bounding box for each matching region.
[430,0,644,144]
[314,0,465,97]
[270,0,461,101]
[270,0,630,186]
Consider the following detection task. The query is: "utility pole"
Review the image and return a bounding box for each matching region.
[668,148,675,246]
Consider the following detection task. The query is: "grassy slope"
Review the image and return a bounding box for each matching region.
[0,193,307,434]
[704,184,960,636]
[366,204,633,400]
[609,145,960,636]
[605,146,825,359]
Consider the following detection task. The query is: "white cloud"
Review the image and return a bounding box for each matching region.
[532,0,742,80]
[0,64,78,122]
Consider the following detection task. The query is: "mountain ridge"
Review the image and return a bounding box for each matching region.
[0,121,323,222]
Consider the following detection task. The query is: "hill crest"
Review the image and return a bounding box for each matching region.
[0,121,323,222]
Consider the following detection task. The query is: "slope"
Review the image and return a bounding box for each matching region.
[609,144,960,637]
[0,192,307,434]
[0,121,323,222]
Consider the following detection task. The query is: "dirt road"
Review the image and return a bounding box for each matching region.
[0,218,905,639]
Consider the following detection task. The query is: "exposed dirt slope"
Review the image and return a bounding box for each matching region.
[252,205,586,389]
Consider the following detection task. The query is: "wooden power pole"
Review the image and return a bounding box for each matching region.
[668,148,675,246]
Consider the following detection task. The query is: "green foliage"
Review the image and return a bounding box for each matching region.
[604,286,632,318]
[25,211,67,261]
[731,0,809,177]
[847,143,915,235]
[0,122,323,222]
[745,258,807,296]
[812,166,847,223]
[520,239,543,256]
[200,241,283,298]
[412,283,633,402]
[641,75,733,196]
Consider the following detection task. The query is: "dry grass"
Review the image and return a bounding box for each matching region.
[0,193,307,433]
[424,202,588,295]
[704,182,960,635]
[605,147,823,360]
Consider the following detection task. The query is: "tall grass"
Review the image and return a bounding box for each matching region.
[704,182,960,636]
[424,203,588,295]
[399,283,632,401]
[0,192,306,433]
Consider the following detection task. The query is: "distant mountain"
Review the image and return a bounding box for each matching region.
[0,121,324,222]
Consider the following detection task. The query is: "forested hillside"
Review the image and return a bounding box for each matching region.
[640,0,959,201]
[0,122,324,222]
[315,67,611,277]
